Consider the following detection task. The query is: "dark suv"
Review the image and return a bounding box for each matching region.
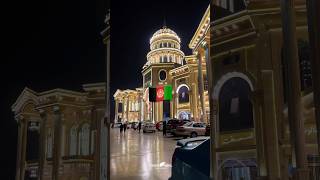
[166,119,190,135]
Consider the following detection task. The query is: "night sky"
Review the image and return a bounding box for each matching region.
[2,0,208,179]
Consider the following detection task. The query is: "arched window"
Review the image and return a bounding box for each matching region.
[219,77,253,132]
[169,56,173,62]
[177,85,190,103]
[164,56,168,63]
[80,123,90,155]
[47,128,53,158]
[69,125,78,156]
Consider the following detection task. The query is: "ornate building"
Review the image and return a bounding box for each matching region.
[113,6,210,124]
[210,0,319,179]
[113,88,143,123]
[12,83,106,180]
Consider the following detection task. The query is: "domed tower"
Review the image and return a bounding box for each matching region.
[142,26,185,123]
[146,27,185,65]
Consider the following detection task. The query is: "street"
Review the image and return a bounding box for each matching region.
[110,128,177,180]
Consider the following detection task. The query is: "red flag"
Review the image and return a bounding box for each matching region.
[156,85,164,102]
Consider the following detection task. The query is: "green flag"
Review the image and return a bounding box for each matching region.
[164,85,172,100]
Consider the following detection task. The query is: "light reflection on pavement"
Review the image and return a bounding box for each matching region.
[110,128,177,180]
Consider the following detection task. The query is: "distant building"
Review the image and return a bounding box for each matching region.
[113,88,143,122]
[12,83,105,180]
[114,6,210,124]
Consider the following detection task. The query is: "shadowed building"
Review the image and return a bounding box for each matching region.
[210,0,319,179]
[12,83,106,180]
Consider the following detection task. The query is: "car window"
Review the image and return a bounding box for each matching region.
[184,122,193,127]
[193,123,200,127]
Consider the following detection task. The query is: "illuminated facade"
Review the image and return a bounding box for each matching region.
[210,0,319,179]
[113,89,143,122]
[136,6,210,123]
[12,83,106,180]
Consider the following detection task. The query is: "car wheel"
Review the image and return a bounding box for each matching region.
[190,132,197,138]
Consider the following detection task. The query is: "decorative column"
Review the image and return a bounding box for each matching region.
[126,97,129,121]
[115,100,119,122]
[38,110,47,180]
[20,117,28,180]
[15,116,25,180]
[52,106,62,180]
[280,0,309,179]
[203,40,217,179]
[197,51,207,123]
[306,0,320,154]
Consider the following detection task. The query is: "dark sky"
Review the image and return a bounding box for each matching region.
[2,0,208,179]
[2,0,108,178]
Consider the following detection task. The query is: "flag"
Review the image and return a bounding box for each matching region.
[156,85,164,102]
[149,87,157,102]
[164,85,172,100]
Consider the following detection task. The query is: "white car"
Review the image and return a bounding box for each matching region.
[175,122,207,138]
[143,122,156,133]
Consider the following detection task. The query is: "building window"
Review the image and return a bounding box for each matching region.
[219,77,253,132]
[178,85,190,103]
[159,70,167,81]
[69,125,78,156]
[164,55,168,63]
[47,128,53,158]
[91,130,96,154]
[80,123,90,156]
[169,56,173,62]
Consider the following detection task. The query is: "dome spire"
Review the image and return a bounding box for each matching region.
[163,17,167,28]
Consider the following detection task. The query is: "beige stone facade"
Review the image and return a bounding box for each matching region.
[210,1,319,179]
[134,6,211,124]
[12,83,105,180]
[113,88,143,122]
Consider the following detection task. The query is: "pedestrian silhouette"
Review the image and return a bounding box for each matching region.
[138,121,142,133]
[124,122,127,133]
[163,120,167,136]
[120,123,123,133]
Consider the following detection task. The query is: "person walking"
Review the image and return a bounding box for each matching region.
[138,121,142,133]
[120,123,123,133]
[163,120,167,136]
[123,122,127,133]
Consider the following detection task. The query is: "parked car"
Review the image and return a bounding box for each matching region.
[143,122,156,133]
[130,122,138,130]
[166,119,191,135]
[156,121,163,131]
[113,122,122,128]
[170,137,210,180]
[175,122,207,138]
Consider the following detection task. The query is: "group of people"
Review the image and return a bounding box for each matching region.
[119,121,143,133]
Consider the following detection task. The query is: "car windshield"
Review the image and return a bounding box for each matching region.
[184,122,193,127]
